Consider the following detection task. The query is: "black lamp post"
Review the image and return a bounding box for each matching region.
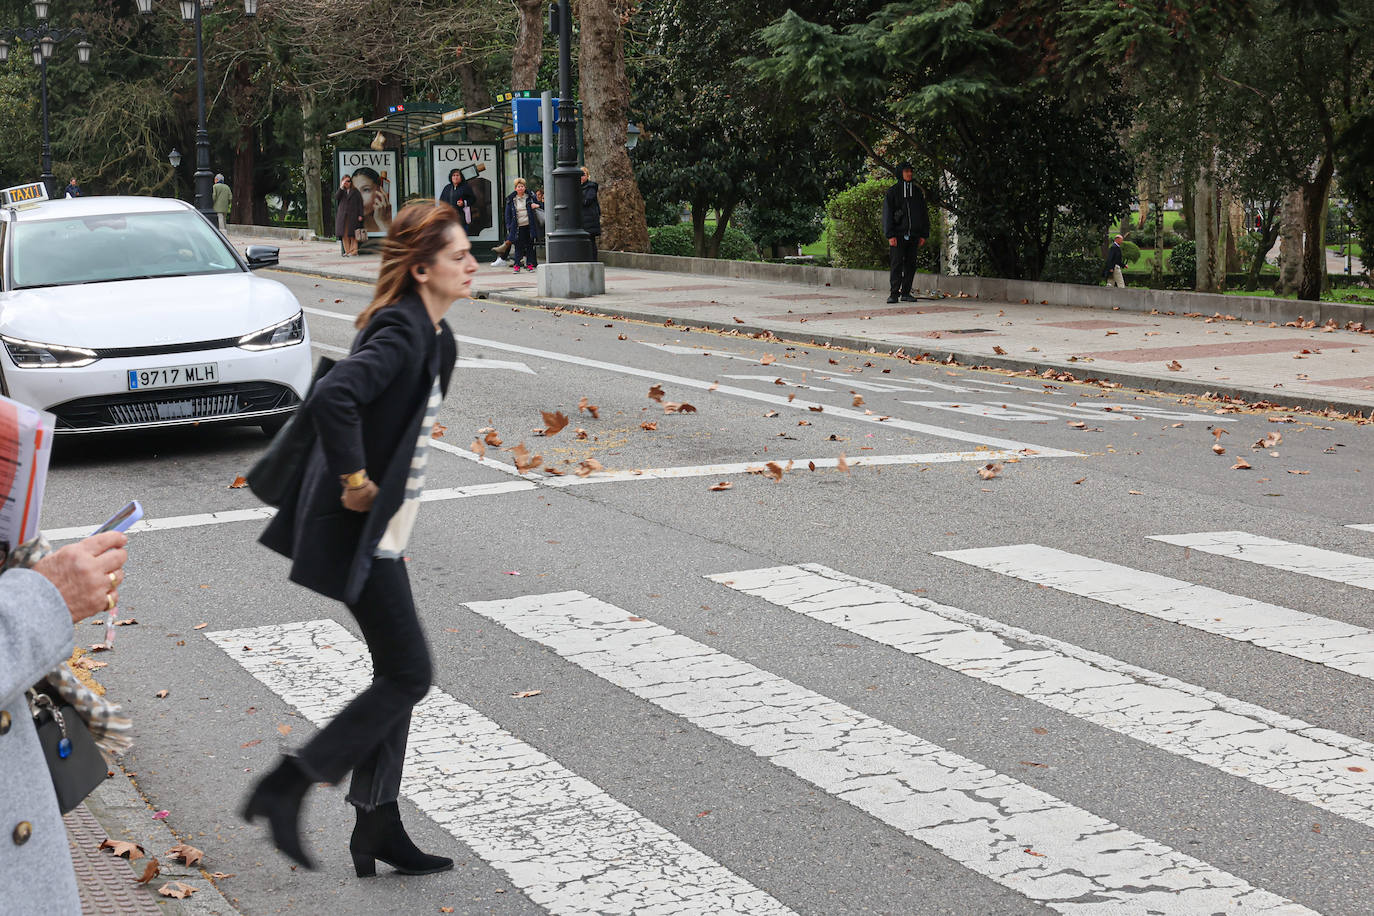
[545,1,591,263]
[0,1,93,197]
[136,0,257,218]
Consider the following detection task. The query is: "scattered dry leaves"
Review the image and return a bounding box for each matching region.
[760,355,776,365]
[137,858,161,884]
[647,384,665,403]
[508,443,543,473]
[977,463,1003,480]
[512,690,542,699]
[1166,360,1183,371]
[640,421,658,431]
[99,839,145,860]
[157,882,197,900]
[167,844,203,867]
[709,481,733,491]
[541,411,569,437]
[483,429,503,448]
[575,458,604,478]
[229,476,248,489]
[1231,456,1252,470]
[837,453,850,474]
[431,422,447,439]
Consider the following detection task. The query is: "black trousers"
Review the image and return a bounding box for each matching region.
[589,234,599,262]
[514,226,538,268]
[297,559,432,811]
[889,237,920,296]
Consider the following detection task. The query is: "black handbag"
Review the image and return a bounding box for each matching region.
[28,688,107,814]
[247,357,336,508]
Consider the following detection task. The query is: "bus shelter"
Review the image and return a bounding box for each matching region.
[328,97,584,257]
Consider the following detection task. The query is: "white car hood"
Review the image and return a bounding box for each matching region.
[0,273,301,349]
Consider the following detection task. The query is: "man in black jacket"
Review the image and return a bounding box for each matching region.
[883,162,930,304]
[1103,234,1126,287]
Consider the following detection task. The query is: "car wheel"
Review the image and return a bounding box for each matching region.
[260,416,289,438]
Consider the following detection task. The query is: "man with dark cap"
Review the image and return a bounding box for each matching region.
[883,162,930,304]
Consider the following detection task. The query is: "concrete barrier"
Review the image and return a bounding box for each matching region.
[599,250,1371,327]
[227,224,318,242]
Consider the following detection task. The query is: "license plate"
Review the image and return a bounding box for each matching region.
[127,363,219,391]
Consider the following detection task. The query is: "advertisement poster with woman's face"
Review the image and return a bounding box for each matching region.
[336,149,398,237]
[432,144,498,243]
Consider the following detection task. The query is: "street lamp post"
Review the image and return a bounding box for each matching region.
[137,1,257,218]
[545,0,591,263]
[0,0,93,197]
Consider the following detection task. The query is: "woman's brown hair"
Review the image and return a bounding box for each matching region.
[355,202,464,329]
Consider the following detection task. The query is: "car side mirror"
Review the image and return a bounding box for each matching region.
[245,245,279,270]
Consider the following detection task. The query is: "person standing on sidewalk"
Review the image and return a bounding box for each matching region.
[504,178,540,272]
[212,174,232,232]
[1,532,130,911]
[438,169,476,236]
[63,177,81,198]
[581,167,603,262]
[247,202,473,876]
[1103,234,1127,287]
[883,162,929,304]
[336,175,364,257]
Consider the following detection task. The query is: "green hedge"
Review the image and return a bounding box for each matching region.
[1170,240,1196,281]
[648,223,760,261]
[826,177,939,271]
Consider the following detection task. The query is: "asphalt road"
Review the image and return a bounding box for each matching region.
[51,269,1374,916]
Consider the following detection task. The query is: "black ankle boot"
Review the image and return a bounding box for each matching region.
[350,802,453,877]
[240,757,316,870]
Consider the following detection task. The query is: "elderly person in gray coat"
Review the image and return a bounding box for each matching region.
[1,531,129,910]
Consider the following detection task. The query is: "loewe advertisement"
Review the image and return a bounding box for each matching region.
[432,144,498,243]
[335,149,398,239]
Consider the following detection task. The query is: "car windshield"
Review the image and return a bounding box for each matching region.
[10,210,240,289]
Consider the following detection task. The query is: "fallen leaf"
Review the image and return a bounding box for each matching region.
[763,410,779,418]
[1166,360,1183,371]
[152,810,169,820]
[574,428,589,440]
[483,429,503,448]
[992,345,1008,355]
[1023,848,1046,857]
[508,443,543,473]
[167,844,204,867]
[708,481,733,491]
[1212,443,1226,455]
[540,410,569,437]
[240,739,262,748]
[1287,469,1310,475]
[575,458,604,477]
[209,872,235,880]
[1073,477,1087,485]
[512,690,542,699]
[470,438,486,458]
[640,421,658,431]
[852,394,865,407]
[1128,489,1144,495]
[808,405,824,413]
[277,724,292,736]
[837,453,850,474]
[114,618,138,627]
[678,402,697,413]
[192,623,207,630]
[137,858,160,884]
[760,355,775,365]
[763,462,785,483]
[1231,457,1252,470]
[430,422,447,439]
[99,839,145,860]
[732,316,744,324]
[228,476,248,489]
[1068,421,1086,429]
[808,461,816,471]
[648,384,665,403]
[157,882,197,900]
[977,463,1003,480]
[154,690,169,699]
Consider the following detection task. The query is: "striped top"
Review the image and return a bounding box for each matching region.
[374,375,442,559]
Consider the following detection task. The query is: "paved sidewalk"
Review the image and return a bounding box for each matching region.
[237,233,1374,418]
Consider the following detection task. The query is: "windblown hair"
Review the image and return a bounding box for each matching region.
[356,203,463,329]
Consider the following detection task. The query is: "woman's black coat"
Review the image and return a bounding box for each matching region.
[260,294,456,604]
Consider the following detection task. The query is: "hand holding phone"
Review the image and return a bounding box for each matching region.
[92,501,142,646]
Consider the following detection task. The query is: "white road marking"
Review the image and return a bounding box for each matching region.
[463,591,1315,915]
[1350,524,1374,533]
[207,619,794,916]
[305,304,1079,455]
[905,402,1232,423]
[312,341,349,355]
[1149,531,1374,591]
[637,342,769,362]
[934,544,1374,682]
[314,340,534,374]
[45,507,277,542]
[710,564,1374,828]
[721,375,835,391]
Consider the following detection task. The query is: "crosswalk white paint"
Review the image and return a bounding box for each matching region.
[1148,531,1374,591]
[206,618,795,916]
[1349,524,1374,533]
[463,591,1315,915]
[934,544,1374,683]
[709,564,1374,828]
[315,340,536,374]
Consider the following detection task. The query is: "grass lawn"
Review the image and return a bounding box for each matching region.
[1327,242,1364,259]
[801,221,832,258]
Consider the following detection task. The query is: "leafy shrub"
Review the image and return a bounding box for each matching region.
[1120,240,1141,264]
[1163,230,1181,248]
[826,177,938,271]
[1169,239,1197,282]
[1042,223,1105,285]
[647,222,759,261]
[737,201,825,255]
[1173,216,1191,241]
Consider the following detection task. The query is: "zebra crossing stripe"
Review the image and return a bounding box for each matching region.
[1349,524,1374,533]
[463,591,1316,915]
[709,564,1374,829]
[205,619,796,916]
[935,544,1374,683]
[1148,531,1374,590]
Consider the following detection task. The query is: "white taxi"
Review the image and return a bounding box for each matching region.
[0,185,311,434]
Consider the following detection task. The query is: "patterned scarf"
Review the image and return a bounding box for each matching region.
[9,536,133,756]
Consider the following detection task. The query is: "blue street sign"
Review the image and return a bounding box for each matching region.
[512,97,562,135]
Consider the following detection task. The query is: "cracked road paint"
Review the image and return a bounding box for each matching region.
[937,544,1374,683]
[1148,531,1374,591]
[463,591,1316,915]
[206,619,795,916]
[1349,524,1374,533]
[709,564,1374,828]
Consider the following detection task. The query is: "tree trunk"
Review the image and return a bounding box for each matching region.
[1136,177,1150,228]
[578,0,650,252]
[302,90,324,238]
[1224,195,1244,274]
[511,0,544,91]
[707,200,738,259]
[231,122,256,226]
[691,203,707,259]
[1192,156,1223,292]
[1278,189,1305,295]
[1297,153,1333,301]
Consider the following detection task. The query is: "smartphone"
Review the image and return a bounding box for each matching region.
[92,500,143,536]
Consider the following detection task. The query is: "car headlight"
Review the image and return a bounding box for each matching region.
[238,312,305,351]
[1,336,99,368]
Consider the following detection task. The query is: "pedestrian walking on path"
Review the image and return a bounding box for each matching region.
[1104,233,1126,288]
[248,202,473,876]
[883,161,929,304]
[212,174,232,231]
[504,177,541,272]
[581,167,602,262]
[335,175,364,257]
[1,532,129,910]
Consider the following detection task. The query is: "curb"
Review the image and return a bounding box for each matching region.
[81,765,240,915]
[265,263,374,285]
[483,290,1374,420]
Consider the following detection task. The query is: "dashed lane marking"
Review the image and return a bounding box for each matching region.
[1149,531,1374,591]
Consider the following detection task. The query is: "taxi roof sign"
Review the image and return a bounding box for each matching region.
[1,182,48,209]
